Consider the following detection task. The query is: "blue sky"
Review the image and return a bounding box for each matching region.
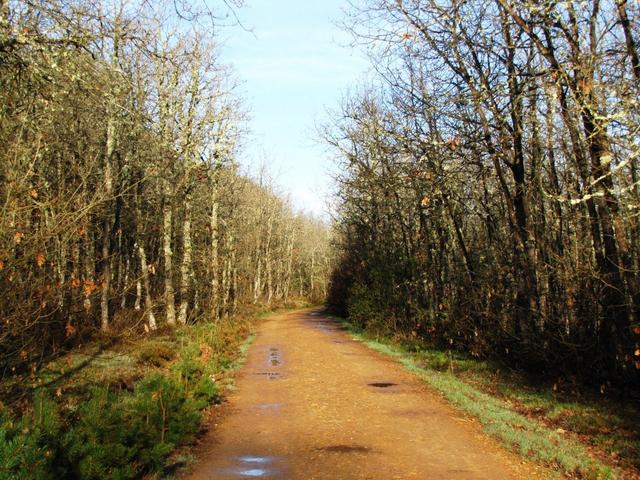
[219,0,369,218]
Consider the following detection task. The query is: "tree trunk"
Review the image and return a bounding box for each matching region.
[617,0,640,81]
[138,242,157,330]
[210,187,220,319]
[162,188,176,326]
[135,202,156,330]
[178,194,192,325]
[100,120,115,332]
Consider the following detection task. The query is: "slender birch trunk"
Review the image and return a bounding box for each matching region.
[135,201,156,330]
[100,119,115,332]
[134,276,141,311]
[178,194,192,324]
[210,187,220,319]
[162,187,176,326]
[138,241,156,330]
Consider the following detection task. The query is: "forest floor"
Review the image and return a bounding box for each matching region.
[182,308,551,479]
[0,308,260,479]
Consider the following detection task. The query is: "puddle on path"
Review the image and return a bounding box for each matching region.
[319,444,371,454]
[255,403,282,411]
[266,346,282,367]
[238,456,271,464]
[313,322,341,333]
[251,347,284,379]
[368,382,397,388]
[217,455,283,478]
[238,469,267,477]
[303,313,343,334]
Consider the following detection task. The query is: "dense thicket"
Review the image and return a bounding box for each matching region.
[326,0,640,388]
[0,0,331,376]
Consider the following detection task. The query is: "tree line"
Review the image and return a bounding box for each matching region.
[325,0,640,389]
[0,0,331,376]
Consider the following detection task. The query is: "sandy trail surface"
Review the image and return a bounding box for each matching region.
[184,308,547,479]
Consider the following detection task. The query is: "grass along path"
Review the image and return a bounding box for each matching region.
[341,320,639,479]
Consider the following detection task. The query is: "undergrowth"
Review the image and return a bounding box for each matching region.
[0,316,253,480]
[340,320,639,480]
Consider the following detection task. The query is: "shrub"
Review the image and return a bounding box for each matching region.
[172,354,202,387]
[135,341,177,367]
[192,375,220,410]
[0,317,249,479]
[0,391,63,480]
[347,282,391,332]
[64,387,143,479]
[130,373,201,449]
[62,373,203,479]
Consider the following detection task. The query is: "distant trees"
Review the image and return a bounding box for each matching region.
[0,0,330,375]
[327,0,640,387]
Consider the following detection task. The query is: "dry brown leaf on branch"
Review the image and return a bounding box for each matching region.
[83,280,97,297]
[65,323,76,338]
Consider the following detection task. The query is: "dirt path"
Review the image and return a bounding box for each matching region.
[185,308,547,479]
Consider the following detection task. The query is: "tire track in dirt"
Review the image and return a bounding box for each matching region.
[184,308,548,479]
